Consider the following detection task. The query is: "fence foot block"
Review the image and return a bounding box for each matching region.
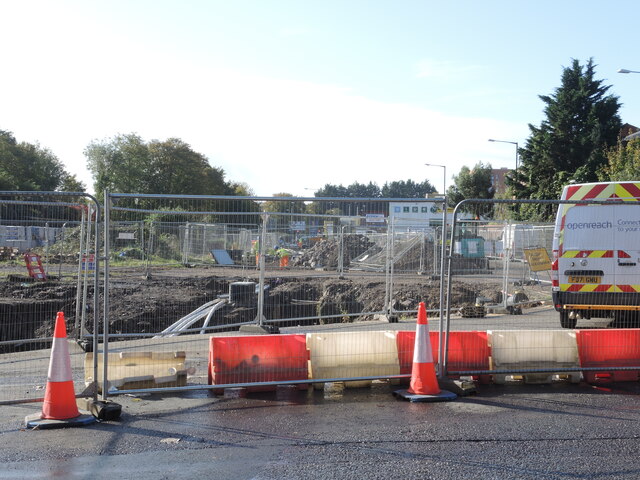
[239,324,280,335]
[439,378,477,396]
[223,387,248,399]
[84,399,122,421]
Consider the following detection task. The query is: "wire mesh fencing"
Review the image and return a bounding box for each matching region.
[7,190,640,402]
[100,194,454,395]
[442,196,640,383]
[0,192,100,403]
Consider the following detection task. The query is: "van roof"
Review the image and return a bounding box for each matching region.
[561,181,640,201]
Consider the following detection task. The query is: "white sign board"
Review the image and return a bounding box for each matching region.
[290,221,306,232]
[366,214,385,224]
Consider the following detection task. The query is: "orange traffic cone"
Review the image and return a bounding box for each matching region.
[25,312,95,429]
[394,302,456,402]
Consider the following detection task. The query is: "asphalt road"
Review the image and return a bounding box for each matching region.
[3,380,640,480]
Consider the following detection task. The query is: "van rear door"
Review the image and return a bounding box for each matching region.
[612,205,640,293]
[560,205,615,294]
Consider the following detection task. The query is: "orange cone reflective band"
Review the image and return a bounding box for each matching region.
[42,312,81,420]
[407,302,441,395]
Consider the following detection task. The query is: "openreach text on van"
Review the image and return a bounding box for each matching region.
[565,221,613,230]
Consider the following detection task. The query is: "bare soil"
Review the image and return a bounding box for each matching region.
[0,266,507,352]
[0,235,517,350]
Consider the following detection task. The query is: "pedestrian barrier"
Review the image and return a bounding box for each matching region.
[394,302,456,402]
[396,331,439,375]
[397,330,491,383]
[576,329,640,383]
[307,331,400,388]
[209,334,309,392]
[24,253,46,281]
[489,330,581,384]
[85,351,189,392]
[25,312,95,429]
[207,326,640,393]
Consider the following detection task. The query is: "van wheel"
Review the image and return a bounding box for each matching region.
[560,311,576,329]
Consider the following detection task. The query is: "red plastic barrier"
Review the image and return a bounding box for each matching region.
[397,331,491,383]
[576,329,640,383]
[397,331,438,374]
[209,334,309,392]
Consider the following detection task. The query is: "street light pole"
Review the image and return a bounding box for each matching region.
[488,139,519,185]
[618,68,640,74]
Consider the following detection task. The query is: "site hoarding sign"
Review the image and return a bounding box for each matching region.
[290,221,305,232]
[366,213,385,224]
[524,247,551,272]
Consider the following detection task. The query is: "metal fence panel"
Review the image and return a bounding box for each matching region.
[444,197,640,383]
[0,192,100,403]
[101,194,451,396]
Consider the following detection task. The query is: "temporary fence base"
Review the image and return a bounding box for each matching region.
[392,388,457,403]
[25,411,96,429]
[238,324,280,335]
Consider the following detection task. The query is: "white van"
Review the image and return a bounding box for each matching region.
[552,181,640,328]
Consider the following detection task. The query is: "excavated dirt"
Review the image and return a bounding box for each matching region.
[0,234,512,351]
[0,268,506,352]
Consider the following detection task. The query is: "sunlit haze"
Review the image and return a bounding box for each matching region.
[2,1,639,196]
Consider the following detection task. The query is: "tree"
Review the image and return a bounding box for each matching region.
[512,58,622,220]
[85,133,233,195]
[599,139,640,181]
[447,162,494,218]
[58,173,87,193]
[381,179,436,198]
[262,193,306,214]
[310,179,435,215]
[0,130,70,191]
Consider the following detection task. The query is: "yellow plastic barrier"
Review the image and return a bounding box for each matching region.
[489,330,581,384]
[85,351,190,392]
[307,331,400,388]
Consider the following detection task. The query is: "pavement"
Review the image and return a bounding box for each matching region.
[2,380,640,480]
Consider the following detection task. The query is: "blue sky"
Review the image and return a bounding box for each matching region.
[2,1,640,196]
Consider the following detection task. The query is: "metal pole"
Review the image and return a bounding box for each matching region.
[434,229,440,275]
[182,223,190,265]
[57,223,66,279]
[443,202,460,377]
[387,218,396,316]
[80,210,92,340]
[44,222,49,275]
[101,192,110,401]
[255,213,268,325]
[418,231,425,274]
[145,221,153,278]
[74,210,86,338]
[140,220,145,266]
[437,198,447,377]
[503,221,511,308]
[383,218,392,316]
[337,225,345,277]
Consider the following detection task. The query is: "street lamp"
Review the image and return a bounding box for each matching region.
[618,68,640,74]
[424,163,447,195]
[488,139,519,184]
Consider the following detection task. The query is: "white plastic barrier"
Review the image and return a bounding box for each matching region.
[489,330,581,384]
[307,331,400,387]
[85,351,190,392]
